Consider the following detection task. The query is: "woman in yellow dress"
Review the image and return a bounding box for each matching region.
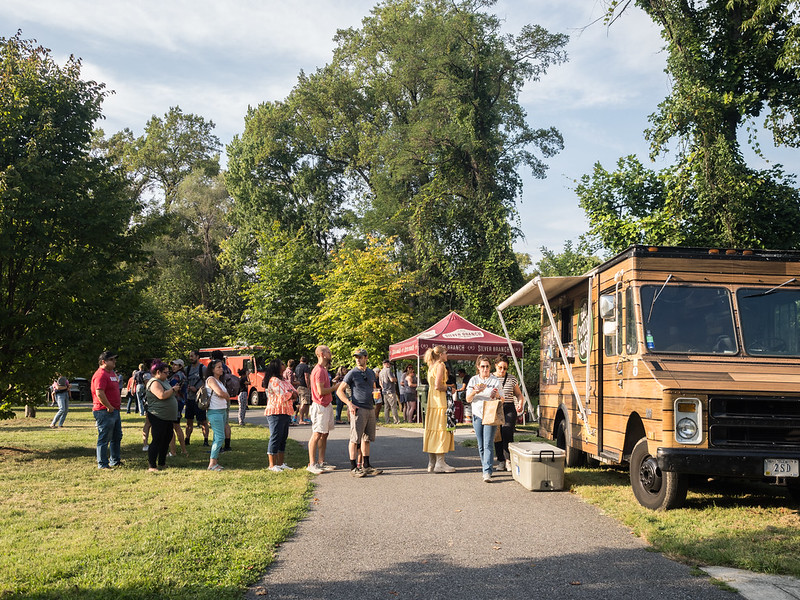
[422,345,455,473]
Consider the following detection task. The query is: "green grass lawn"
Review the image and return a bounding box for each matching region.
[568,464,800,577]
[0,407,312,600]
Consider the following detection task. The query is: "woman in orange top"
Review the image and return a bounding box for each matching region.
[264,358,298,472]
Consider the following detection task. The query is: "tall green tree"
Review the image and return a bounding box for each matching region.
[235,223,325,359]
[226,0,568,327]
[583,0,800,252]
[311,236,414,366]
[0,35,141,416]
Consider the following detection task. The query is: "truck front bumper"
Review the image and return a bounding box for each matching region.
[657,447,800,478]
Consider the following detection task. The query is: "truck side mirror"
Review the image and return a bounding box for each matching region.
[599,294,615,320]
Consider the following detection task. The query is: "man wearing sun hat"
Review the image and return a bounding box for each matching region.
[92,350,123,469]
[337,348,382,477]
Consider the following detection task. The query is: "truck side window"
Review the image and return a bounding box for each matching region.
[604,290,623,357]
[626,287,638,354]
[561,305,573,344]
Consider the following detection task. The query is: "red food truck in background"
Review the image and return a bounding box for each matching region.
[198,346,268,405]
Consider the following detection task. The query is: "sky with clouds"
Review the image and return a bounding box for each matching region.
[3,1,797,260]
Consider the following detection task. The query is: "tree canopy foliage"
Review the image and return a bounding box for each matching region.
[581,0,800,253]
[226,0,568,334]
[0,34,141,416]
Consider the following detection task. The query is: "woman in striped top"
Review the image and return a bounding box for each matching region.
[493,355,524,472]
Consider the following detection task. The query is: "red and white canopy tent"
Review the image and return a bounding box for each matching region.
[389,311,523,361]
[388,311,527,421]
[389,311,523,422]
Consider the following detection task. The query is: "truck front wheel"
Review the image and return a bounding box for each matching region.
[556,419,585,468]
[630,438,688,510]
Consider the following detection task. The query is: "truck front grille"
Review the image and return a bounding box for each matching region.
[708,395,800,449]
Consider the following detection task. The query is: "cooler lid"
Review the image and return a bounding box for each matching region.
[509,441,565,458]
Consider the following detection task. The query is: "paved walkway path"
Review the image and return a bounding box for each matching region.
[244,420,743,600]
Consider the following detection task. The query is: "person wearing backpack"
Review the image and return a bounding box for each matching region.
[184,350,209,446]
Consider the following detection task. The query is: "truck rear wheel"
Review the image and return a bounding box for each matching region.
[630,438,688,510]
[249,390,260,406]
[556,419,585,468]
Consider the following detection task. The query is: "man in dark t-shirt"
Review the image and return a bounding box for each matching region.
[337,348,381,477]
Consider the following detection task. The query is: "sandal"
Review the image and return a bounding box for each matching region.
[207,464,224,471]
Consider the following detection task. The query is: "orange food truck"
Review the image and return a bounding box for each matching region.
[497,245,800,510]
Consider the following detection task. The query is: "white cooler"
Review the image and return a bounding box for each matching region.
[508,441,565,491]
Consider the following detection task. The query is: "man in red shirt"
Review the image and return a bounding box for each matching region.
[92,350,123,469]
[307,345,341,474]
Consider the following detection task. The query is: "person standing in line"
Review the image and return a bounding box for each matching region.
[422,346,456,473]
[294,355,312,425]
[307,345,341,474]
[209,350,233,452]
[167,359,188,457]
[205,359,230,471]
[336,348,382,477]
[184,350,209,446]
[237,368,249,426]
[144,361,180,472]
[264,359,297,472]
[91,351,123,469]
[466,355,502,483]
[492,355,525,472]
[134,363,148,416]
[332,366,348,424]
[379,359,401,424]
[456,369,472,424]
[402,365,419,423]
[50,375,70,428]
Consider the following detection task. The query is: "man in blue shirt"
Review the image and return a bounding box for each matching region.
[337,348,382,477]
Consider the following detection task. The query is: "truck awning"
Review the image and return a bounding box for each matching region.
[497,276,590,310]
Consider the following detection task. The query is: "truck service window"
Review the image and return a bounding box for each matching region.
[737,288,800,356]
[640,285,737,354]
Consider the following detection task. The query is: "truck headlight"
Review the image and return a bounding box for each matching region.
[676,417,697,440]
[674,397,703,444]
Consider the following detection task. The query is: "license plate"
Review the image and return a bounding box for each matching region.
[764,459,799,477]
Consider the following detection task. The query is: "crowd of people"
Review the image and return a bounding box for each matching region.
[63,344,525,482]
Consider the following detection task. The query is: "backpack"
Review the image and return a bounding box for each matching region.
[196,384,211,411]
[223,372,240,397]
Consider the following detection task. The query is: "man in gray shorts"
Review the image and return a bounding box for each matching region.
[337,348,382,477]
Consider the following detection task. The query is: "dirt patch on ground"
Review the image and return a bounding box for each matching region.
[0,446,33,456]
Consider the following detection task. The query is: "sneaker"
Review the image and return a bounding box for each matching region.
[279,464,294,471]
[203,440,209,446]
[268,465,283,473]
[306,464,324,474]
[142,444,149,452]
[363,466,383,476]
[109,461,124,467]
[319,462,337,472]
[350,466,366,478]
[483,472,492,483]
[167,452,174,457]
[505,459,512,472]
[302,418,311,424]
[495,461,506,472]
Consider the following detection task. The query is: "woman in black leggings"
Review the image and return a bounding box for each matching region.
[145,361,180,472]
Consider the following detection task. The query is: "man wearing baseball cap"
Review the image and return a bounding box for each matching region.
[336,348,382,477]
[92,350,123,469]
